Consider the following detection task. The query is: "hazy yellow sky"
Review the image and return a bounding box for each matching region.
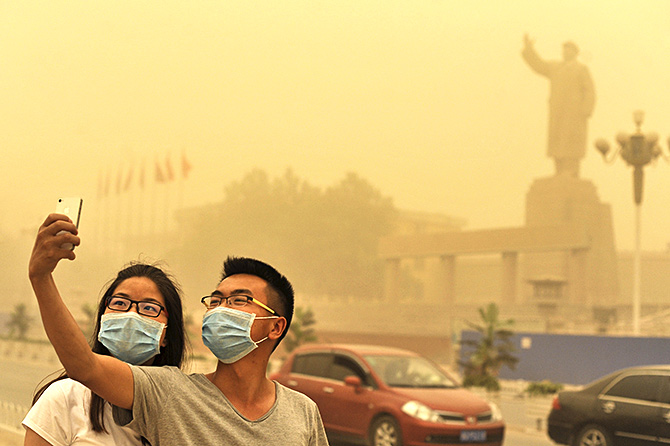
[2,0,670,251]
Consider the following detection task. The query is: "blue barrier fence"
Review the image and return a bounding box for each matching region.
[460,331,670,385]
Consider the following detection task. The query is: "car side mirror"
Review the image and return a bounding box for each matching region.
[344,376,364,393]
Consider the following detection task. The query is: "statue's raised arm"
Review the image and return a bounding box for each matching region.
[522,34,552,77]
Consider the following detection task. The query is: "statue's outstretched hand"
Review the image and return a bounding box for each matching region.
[523,33,535,49]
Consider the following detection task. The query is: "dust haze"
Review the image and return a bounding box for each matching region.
[3,5,670,443]
[2,2,670,326]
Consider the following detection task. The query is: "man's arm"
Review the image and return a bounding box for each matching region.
[28,214,134,409]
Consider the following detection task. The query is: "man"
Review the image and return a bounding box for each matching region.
[29,213,329,446]
[522,34,596,178]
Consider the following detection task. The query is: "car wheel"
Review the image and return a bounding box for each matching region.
[573,424,613,446]
[369,415,403,446]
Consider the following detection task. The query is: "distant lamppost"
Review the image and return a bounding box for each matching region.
[595,110,669,335]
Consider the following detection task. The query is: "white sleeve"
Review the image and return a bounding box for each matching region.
[22,380,76,446]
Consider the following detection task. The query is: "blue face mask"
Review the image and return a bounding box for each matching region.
[202,307,278,364]
[98,312,166,365]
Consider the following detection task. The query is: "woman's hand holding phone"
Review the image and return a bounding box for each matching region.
[28,199,83,280]
[55,197,82,250]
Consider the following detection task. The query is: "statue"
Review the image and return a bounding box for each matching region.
[522,34,596,178]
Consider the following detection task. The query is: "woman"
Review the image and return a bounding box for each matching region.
[23,216,188,445]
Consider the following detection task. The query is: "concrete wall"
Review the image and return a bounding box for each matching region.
[460,330,670,385]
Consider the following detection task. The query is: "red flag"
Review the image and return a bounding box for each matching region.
[115,167,123,194]
[97,170,104,199]
[139,161,146,189]
[155,161,166,183]
[181,151,192,179]
[104,169,111,197]
[124,166,134,191]
[165,155,175,182]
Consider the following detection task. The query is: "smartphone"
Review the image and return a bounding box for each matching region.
[55,197,83,250]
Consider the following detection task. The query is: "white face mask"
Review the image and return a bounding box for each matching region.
[98,312,166,365]
[201,307,278,364]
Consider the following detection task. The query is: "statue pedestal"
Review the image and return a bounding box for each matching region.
[523,175,619,308]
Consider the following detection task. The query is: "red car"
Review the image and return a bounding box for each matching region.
[271,344,505,446]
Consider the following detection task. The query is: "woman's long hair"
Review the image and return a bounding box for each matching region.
[32,262,188,434]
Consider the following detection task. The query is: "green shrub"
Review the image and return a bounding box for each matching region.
[462,374,501,392]
[525,380,563,396]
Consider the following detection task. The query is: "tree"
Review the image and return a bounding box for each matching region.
[283,306,318,354]
[318,172,397,297]
[175,169,398,300]
[458,303,518,391]
[8,303,33,340]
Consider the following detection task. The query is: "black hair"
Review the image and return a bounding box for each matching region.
[220,256,294,348]
[31,262,188,435]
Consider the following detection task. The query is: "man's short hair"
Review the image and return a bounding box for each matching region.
[220,257,294,348]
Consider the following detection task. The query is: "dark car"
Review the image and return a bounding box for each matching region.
[270,343,505,446]
[547,365,670,446]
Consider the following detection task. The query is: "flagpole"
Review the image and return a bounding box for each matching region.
[179,149,191,217]
[96,168,104,253]
[165,153,176,234]
[115,162,124,264]
[151,158,158,238]
[102,167,112,255]
[137,159,145,238]
[179,149,192,218]
[124,162,133,243]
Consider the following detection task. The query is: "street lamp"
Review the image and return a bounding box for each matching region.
[595,110,669,335]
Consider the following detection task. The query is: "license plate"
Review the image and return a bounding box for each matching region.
[460,430,487,442]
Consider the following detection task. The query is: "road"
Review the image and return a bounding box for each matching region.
[331,428,554,446]
[0,428,557,446]
[0,357,62,446]
[505,428,554,446]
[1,358,558,446]
[0,357,61,408]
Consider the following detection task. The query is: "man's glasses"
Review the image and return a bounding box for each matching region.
[200,294,278,316]
[106,296,166,318]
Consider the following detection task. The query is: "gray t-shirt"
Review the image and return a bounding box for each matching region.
[113,366,329,446]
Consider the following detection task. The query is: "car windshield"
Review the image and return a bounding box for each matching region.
[364,354,459,388]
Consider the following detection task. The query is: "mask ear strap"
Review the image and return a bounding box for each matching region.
[254,316,283,343]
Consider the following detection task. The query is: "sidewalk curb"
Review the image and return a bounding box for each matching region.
[0,426,22,446]
[506,423,547,436]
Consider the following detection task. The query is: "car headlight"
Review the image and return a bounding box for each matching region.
[488,402,503,422]
[401,401,440,422]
